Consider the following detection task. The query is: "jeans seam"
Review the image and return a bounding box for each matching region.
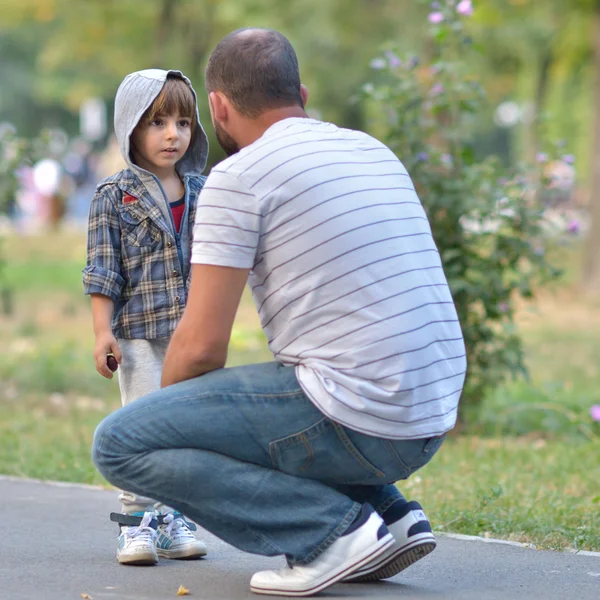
[98,390,307,436]
[291,502,361,566]
[332,422,385,479]
[376,495,404,515]
[384,439,412,472]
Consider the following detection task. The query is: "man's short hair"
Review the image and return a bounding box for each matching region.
[205,28,303,118]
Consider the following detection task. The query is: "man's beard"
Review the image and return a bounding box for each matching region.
[214,122,240,157]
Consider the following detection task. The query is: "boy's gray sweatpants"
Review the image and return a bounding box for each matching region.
[116,337,170,514]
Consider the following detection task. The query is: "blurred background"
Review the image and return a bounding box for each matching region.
[0,0,598,552]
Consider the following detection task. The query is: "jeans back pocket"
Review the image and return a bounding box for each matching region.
[269,417,386,485]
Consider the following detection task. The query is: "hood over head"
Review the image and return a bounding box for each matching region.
[114,69,208,178]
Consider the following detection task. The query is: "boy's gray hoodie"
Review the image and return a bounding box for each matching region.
[83,69,209,340]
[114,68,209,227]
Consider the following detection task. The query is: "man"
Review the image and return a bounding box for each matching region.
[93,28,467,597]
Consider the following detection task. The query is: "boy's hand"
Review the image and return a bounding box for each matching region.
[94,333,122,379]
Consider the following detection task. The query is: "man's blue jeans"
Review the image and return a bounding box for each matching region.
[93,362,445,565]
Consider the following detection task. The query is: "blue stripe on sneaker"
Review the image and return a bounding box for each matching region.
[407,521,433,536]
[376,522,389,541]
[382,500,422,525]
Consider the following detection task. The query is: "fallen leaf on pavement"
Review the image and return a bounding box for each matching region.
[176,585,190,596]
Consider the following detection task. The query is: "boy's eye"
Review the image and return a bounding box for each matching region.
[179,119,191,127]
[150,119,163,126]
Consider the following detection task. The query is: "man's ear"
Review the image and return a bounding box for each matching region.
[208,91,229,123]
[300,84,309,108]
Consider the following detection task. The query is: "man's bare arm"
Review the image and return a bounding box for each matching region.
[161,264,250,387]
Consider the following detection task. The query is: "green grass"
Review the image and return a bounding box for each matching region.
[417,435,600,551]
[1,232,599,551]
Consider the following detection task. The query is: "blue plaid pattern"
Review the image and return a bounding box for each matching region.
[83,169,205,339]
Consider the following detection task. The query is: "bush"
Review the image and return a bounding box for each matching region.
[363,0,563,413]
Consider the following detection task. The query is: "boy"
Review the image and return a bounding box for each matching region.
[83,69,209,565]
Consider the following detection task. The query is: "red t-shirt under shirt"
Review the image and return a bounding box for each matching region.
[170,196,185,233]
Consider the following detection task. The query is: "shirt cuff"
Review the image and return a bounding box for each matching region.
[82,265,125,303]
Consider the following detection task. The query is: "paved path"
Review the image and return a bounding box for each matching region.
[1,477,598,600]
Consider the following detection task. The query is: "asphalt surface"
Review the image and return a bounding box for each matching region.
[1,477,598,600]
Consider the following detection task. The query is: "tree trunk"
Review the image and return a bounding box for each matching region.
[583,1,600,293]
[155,0,178,65]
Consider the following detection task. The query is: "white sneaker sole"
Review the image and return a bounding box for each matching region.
[344,532,436,583]
[156,542,208,560]
[250,533,394,597]
[117,549,158,566]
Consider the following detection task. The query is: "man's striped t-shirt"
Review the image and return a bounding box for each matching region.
[192,118,466,440]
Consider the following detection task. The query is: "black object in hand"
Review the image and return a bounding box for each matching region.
[107,355,118,372]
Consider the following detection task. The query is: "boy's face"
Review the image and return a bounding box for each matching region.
[130,112,193,175]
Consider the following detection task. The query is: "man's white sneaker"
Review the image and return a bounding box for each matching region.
[114,511,158,566]
[343,500,436,583]
[250,505,394,597]
[155,513,208,560]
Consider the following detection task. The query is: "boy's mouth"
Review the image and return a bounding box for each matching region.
[162,147,178,154]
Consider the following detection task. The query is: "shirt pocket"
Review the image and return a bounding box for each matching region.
[119,204,161,248]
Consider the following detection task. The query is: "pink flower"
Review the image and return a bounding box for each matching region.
[590,405,600,422]
[562,154,575,164]
[430,83,445,96]
[385,51,402,68]
[498,302,509,313]
[441,153,453,166]
[536,153,548,164]
[567,219,581,234]
[428,12,445,23]
[456,0,473,16]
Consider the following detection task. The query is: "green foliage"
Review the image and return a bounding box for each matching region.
[0,125,28,214]
[363,2,563,412]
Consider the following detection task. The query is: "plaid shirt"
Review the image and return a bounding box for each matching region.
[83,169,205,339]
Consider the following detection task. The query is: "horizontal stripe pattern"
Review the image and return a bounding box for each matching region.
[192,118,465,439]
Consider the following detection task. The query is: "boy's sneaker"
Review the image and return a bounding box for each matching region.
[112,511,159,566]
[250,505,394,597]
[155,512,208,560]
[343,500,436,583]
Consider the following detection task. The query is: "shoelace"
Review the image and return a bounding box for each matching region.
[122,511,157,544]
[162,513,194,540]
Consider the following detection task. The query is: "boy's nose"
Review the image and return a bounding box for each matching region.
[166,122,179,140]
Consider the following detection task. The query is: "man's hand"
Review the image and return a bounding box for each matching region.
[161,264,250,387]
[94,332,122,379]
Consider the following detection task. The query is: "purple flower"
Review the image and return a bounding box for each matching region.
[385,51,402,69]
[431,1,441,8]
[428,12,445,23]
[430,83,445,96]
[456,0,473,16]
[534,246,545,256]
[536,153,548,164]
[567,219,581,234]
[498,177,509,186]
[562,154,575,164]
[370,58,386,70]
[498,302,509,313]
[417,152,429,162]
[590,405,600,422]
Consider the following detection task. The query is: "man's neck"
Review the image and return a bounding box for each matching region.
[238,107,309,149]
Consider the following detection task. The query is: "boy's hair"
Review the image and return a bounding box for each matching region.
[143,76,197,132]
